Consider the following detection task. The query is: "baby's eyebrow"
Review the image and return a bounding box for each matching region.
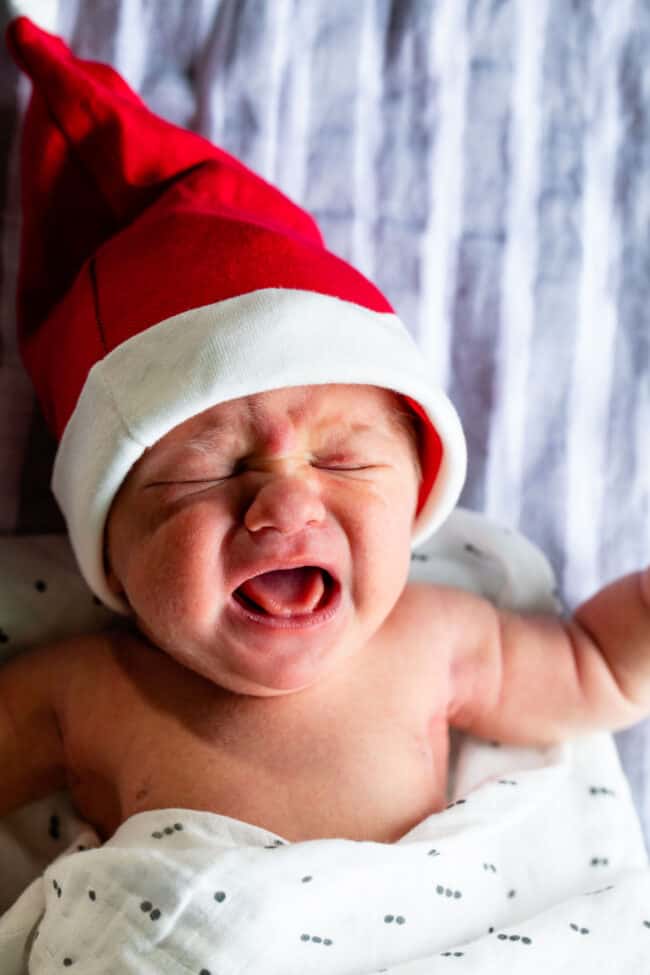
[181,430,231,456]
[182,425,383,454]
[317,423,390,448]
[139,429,231,472]
[153,415,397,466]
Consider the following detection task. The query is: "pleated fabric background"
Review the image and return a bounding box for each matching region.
[1,0,648,839]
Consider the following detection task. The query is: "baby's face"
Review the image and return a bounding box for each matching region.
[105,383,421,696]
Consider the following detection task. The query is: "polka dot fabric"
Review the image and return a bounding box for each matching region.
[0,732,646,973]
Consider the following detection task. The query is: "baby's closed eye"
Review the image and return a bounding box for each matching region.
[310,454,383,471]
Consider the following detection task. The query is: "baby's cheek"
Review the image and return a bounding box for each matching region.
[137,525,226,628]
[350,511,413,604]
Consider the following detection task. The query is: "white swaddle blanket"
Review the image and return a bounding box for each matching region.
[0,510,648,973]
[2,735,649,974]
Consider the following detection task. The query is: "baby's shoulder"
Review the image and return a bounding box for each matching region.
[369,582,480,710]
[0,629,113,687]
[385,580,492,657]
[16,625,144,720]
[0,629,120,748]
[63,624,167,693]
[377,582,444,655]
[391,579,476,626]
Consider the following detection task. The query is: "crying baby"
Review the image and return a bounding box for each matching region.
[2,381,650,847]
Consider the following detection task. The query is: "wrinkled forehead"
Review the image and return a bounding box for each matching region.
[151,383,412,449]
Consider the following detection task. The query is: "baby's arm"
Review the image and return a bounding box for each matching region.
[446,567,650,745]
[0,642,70,816]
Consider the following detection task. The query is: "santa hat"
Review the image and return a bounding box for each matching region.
[6,16,466,613]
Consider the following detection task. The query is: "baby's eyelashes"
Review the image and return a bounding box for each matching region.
[145,476,232,489]
[310,461,378,472]
[142,476,234,502]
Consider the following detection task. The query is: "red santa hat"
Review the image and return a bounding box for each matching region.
[6,16,466,613]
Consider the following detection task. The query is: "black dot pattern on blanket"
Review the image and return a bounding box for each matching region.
[213,891,226,903]
[140,900,161,921]
[496,933,532,944]
[445,799,467,809]
[151,821,184,839]
[436,886,462,898]
[300,933,333,945]
[464,543,484,556]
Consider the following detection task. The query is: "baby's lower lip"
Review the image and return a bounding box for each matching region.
[227,577,342,630]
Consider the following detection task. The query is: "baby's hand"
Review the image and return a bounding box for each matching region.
[573,565,650,712]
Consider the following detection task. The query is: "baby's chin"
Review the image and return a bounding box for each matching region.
[126,568,393,698]
[207,641,354,698]
[129,611,346,698]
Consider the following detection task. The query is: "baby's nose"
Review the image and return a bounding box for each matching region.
[244,472,326,535]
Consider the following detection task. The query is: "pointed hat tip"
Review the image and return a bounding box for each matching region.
[6,15,71,77]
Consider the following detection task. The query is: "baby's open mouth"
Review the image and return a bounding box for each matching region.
[233,566,336,619]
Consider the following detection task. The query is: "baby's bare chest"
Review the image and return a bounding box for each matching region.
[64,630,451,843]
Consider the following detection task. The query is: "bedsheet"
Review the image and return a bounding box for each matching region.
[1,0,649,836]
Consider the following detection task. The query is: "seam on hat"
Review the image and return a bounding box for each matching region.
[33,84,117,220]
[95,365,148,449]
[88,257,108,352]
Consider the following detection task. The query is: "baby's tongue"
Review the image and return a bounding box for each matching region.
[239,567,325,617]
